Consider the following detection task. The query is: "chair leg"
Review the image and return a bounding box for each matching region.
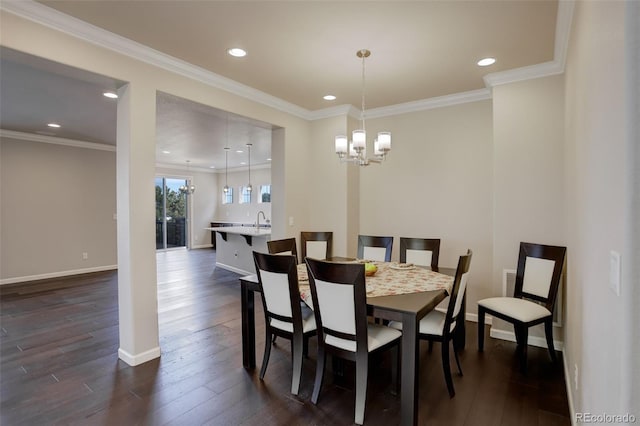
[291,332,303,395]
[260,329,273,380]
[478,308,485,352]
[303,335,309,358]
[441,339,455,398]
[544,318,557,362]
[519,326,529,374]
[354,354,369,425]
[311,346,326,404]
[428,340,434,353]
[272,335,277,345]
[453,344,463,376]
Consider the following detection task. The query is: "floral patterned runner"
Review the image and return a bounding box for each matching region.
[297,261,453,307]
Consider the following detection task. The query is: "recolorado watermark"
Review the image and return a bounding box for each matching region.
[576,413,636,423]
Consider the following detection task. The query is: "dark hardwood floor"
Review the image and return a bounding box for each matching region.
[1,249,570,425]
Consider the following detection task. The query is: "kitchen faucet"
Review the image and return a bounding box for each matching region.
[256,211,268,228]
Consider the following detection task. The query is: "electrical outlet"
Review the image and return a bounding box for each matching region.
[289,216,294,226]
[82,252,88,260]
[574,363,579,391]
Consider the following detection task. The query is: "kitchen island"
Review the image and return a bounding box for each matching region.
[205,226,271,275]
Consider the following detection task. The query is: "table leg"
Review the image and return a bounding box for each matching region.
[400,312,419,426]
[241,281,256,369]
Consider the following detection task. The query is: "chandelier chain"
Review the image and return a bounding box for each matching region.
[361,50,366,132]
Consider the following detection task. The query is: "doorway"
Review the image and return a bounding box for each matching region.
[155,177,189,250]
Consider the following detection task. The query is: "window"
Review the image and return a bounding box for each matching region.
[259,185,271,203]
[239,186,252,204]
[222,187,233,204]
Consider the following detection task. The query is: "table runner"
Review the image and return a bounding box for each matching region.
[297,261,453,307]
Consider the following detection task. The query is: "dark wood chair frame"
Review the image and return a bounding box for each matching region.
[419,250,471,397]
[477,242,566,372]
[300,231,333,260]
[253,251,316,395]
[399,237,441,269]
[305,258,400,425]
[267,238,298,264]
[357,235,394,262]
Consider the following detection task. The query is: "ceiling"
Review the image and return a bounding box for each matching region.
[0,0,559,169]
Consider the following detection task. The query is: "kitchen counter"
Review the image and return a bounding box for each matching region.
[205,226,271,237]
[205,226,271,275]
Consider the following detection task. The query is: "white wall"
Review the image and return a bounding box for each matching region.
[564,0,637,419]
[492,75,566,341]
[213,166,271,225]
[360,101,494,312]
[0,136,117,282]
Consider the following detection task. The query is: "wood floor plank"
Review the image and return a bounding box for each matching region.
[0,248,571,425]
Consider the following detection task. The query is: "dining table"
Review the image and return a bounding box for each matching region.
[238,260,464,426]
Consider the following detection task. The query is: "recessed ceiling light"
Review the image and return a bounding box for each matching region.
[236,150,244,153]
[323,95,336,101]
[240,162,246,165]
[103,91,118,99]
[162,150,171,154]
[47,123,61,128]
[477,57,496,67]
[209,166,216,169]
[267,158,272,161]
[227,48,247,58]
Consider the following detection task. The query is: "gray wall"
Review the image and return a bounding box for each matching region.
[1,136,117,282]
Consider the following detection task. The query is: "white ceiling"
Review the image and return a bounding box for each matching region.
[0,0,560,170]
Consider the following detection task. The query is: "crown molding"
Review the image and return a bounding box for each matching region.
[365,89,492,119]
[0,129,116,151]
[483,60,564,88]
[0,0,314,121]
[155,161,271,174]
[309,104,360,121]
[483,1,574,88]
[553,0,576,71]
[2,0,574,120]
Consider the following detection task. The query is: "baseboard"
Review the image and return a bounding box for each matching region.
[192,244,213,249]
[0,265,118,285]
[464,312,492,325]
[215,262,252,276]
[563,350,577,425]
[489,327,564,351]
[118,346,161,366]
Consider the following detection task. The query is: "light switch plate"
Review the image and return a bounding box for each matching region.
[609,250,621,296]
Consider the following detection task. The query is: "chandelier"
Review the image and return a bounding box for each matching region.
[335,49,391,166]
[179,160,196,195]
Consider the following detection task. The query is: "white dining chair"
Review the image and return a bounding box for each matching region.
[477,242,566,373]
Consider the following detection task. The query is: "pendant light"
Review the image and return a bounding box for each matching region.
[179,160,196,194]
[223,147,230,193]
[223,113,230,194]
[246,143,252,193]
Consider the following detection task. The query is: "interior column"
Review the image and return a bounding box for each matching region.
[116,82,160,365]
